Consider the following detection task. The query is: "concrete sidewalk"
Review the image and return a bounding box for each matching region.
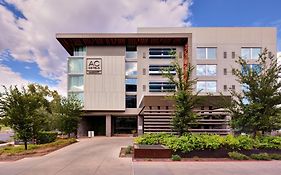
[133,161,281,175]
[0,137,133,175]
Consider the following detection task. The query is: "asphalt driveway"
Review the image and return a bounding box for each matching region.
[1,137,281,175]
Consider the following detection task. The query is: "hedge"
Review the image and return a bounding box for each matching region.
[37,131,58,144]
[134,133,281,152]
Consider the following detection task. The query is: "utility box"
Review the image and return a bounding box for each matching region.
[88,131,95,138]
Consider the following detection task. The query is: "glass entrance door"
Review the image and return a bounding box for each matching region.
[113,116,137,134]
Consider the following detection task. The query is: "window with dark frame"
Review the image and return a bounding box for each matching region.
[224,68,227,75]
[224,52,227,59]
[232,52,235,59]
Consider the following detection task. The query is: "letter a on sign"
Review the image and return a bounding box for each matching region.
[88,61,94,67]
[86,58,102,74]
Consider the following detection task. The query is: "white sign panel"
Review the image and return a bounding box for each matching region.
[86,58,102,74]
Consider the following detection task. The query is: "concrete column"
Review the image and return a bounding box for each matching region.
[137,115,144,136]
[106,115,112,137]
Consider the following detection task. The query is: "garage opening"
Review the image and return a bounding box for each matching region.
[79,116,106,136]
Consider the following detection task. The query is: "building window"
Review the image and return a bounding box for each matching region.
[223,68,227,75]
[232,85,236,90]
[223,85,227,91]
[232,52,235,59]
[68,57,83,74]
[224,52,227,59]
[125,78,137,92]
[68,75,84,91]
[125,45,137,59]
[242,64,261,75]
[241,48,261,60]
[68,92,84,103]
[196,65,216,76]
[74,47,86,56]
[126,95,137,108]
[125,62,137,76]
[196,81,217,93]
[196,47,217,59]
[149,82,176,92]
[149,65,176,75]
[149,48,176,59]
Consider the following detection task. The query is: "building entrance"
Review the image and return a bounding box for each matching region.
[112,116,137,135]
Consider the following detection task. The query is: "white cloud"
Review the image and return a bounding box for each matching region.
[0,0,192,95]
[0,64,28,91]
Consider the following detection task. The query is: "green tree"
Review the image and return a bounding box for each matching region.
[163,59,200,136]
[56,96,83,138]
[0,84,60,149]
[0,86,34,150]
[229,49,281,136]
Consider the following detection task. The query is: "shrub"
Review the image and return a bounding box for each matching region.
[37,131,58,144]
[134,133,281,153]
[250,153,271,160]
[134,133,173,145]
[125,145,133,154]
[228,151,250,160]
[171,154,181,161]
[269,154,281,160]
[258,136,281,149]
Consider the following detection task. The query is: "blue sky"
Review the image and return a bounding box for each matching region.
[0,0,280,94]
[190,0,281,51]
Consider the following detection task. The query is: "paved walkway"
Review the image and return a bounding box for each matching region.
[1,137,281,175]
[133,161,281,175]
[0,137,133,175]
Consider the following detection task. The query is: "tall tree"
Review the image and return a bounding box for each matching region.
[163,59,200,136]
[229,49,281,136]
[0,86,34,150]
[56,96,83,138]
[0,84,59,149]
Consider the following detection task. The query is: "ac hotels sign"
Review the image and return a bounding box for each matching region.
[86,58,102,74]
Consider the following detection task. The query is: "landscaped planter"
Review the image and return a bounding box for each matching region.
[134,144,172,159]
[175,148,281,158]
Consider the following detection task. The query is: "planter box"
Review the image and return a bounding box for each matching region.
[176,148,281,158]
[134,144,172,159]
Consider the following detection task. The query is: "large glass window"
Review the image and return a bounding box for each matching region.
[149,65,176,75]
[68,57,83,74]
[126,95,137,108]
[74,47,86,56]
[68,92,84,103]
[149,82,176,92]
[241,48,261,59]
[242,64,261,75]
[125,62,137,76]
[68,75,84,91]
[126,78,137,92]
[196,65,216,76]
[196,48,217,59]
[196,81,217,93]
[149,48,176,59]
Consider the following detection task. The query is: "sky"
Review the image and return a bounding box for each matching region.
[0,0,280,96]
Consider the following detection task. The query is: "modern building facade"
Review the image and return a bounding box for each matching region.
[56,27,277,137]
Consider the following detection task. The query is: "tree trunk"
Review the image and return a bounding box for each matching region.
[68,133,70,138]
[24,140,28,150]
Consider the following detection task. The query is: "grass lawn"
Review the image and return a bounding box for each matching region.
[0,138,77,161]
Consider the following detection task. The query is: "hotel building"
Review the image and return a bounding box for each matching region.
[56,27,276,137]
